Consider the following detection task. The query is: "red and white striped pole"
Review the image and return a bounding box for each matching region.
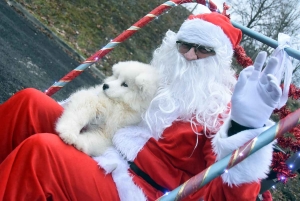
[44,0,219,96]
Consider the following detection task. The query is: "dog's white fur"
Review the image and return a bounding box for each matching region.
[56,61,159,156]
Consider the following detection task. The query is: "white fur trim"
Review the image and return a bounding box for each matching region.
[177,18,233,56]
[212,118,275,186]
[113,125,152,161]
[93,147,123,174]
[93,147,147,201]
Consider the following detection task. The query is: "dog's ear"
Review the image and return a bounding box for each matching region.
[112,62,123,77]
[135,72,158,98]
[104,75,115,83]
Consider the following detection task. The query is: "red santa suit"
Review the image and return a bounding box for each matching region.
[0,12,276,201]
[0,88,274,201]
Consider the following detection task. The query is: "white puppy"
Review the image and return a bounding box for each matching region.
[56,61,159,156]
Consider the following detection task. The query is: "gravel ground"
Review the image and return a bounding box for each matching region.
[0,0,104,103]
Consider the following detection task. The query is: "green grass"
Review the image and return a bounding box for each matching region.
[17,0,190,75]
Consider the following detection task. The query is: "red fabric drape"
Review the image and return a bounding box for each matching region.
[0,88,119,200]
[0,88,63,163]
[0,134,120,201]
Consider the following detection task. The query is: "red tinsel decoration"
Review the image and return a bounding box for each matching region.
[234,45,254,68]
[289,84,300,100]
[288,125,300,152]
[271,152,297,183]
[273,105,291,119]
[277,136,294,150]
[290,126,300,138]
[270,81,300,183]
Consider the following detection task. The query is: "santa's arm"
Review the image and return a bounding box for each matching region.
[212,117,275,186]
[213,51,281,183]
[188,52,280,200]
[211,51,281,186]
[182,117,274,201]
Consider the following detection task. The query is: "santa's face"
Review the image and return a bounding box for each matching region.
[176,41,216,60]
[182,48,211,60]
[144,30,236,138]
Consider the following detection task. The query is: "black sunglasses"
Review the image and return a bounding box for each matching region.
[176,41,216,56]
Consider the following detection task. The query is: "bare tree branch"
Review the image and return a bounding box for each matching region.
[230,0,300,84]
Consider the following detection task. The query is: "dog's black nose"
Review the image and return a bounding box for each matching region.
[103,83,109,90]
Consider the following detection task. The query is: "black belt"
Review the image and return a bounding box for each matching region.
[128,161,169,193]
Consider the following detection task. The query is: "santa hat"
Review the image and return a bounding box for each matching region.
[177,12,252,67]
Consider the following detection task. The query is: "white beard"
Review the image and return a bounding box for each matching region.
[143,30,237,139]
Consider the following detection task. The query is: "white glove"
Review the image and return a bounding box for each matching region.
[231,51,282,128]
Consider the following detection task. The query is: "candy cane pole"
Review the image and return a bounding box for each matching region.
[44,0,219,96]
[156,108,300,201]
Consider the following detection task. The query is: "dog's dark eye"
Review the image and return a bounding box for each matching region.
[121,82,128,87]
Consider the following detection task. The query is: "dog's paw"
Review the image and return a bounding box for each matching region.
[72,139,91,155]
[58,132,78,145]
[56,127,78,145]
[56,124,79,145]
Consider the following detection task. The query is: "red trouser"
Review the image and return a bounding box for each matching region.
[0,88,119,201]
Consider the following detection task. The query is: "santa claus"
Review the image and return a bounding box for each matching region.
[0,12,281,201]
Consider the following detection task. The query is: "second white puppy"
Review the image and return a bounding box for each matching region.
[56,61,159,156]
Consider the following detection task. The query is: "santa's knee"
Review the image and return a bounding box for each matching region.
[12,88,43,102]
[4,88,49,111]
[20,134,67,157]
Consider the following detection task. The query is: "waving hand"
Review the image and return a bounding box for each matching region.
[231,51,282,128]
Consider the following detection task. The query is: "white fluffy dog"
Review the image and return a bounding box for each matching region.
[56,61,159,156]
